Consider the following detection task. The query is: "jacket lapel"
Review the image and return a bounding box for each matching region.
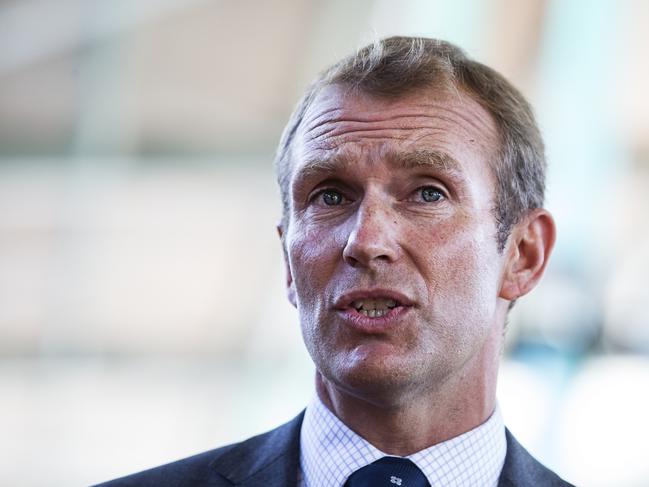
[498,429,574,486]
[209,412,304,487]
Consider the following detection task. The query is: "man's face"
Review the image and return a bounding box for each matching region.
[282,84,512,402]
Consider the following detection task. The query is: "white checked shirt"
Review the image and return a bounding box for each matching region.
[299,395,506,487]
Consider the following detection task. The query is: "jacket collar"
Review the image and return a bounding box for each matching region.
[209,412,305,486]
[208,414,573,487]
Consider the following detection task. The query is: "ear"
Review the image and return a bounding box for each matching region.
[499,209,556,301]
[277,224,297,308]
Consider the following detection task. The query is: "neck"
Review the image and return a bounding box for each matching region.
[315,326,502,456]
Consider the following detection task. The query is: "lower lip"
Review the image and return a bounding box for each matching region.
[336,306,412,333]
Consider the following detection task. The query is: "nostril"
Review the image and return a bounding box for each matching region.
[343,253,360,268]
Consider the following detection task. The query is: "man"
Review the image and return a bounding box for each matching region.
[97,37,573,486]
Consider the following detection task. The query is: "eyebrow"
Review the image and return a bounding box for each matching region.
[388,149,463,175]
[294,149,465,185]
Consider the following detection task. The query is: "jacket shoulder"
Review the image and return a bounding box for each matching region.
[499,429,576,487]
[93,412,304,487]
[92,444,236,487]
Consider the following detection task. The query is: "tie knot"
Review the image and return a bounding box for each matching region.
[344,456,430,487]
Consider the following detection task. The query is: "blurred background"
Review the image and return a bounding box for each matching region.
[1,0,648,485]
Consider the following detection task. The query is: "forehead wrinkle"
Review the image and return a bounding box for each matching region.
[431,102,496,138]
[302,113,497,158]
[303,106,345,135]
[306,110,463,134]
[303,90,496,142]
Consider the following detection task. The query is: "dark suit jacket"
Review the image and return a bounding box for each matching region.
[94,412,575,486]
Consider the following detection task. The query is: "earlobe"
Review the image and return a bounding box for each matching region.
[287,282,297,308]
[499,209,556,302]
[277,224,298,308]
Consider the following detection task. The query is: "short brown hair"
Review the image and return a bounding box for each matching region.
[275,36,545,250]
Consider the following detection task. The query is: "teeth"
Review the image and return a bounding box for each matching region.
[352,298,399,315]
[358,308,388,318]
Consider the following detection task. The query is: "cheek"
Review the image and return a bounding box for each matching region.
[414,218,502,309]
[286,229,343,365]
[286,223,341,305]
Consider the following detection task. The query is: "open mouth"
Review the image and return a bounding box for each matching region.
[351,298,400,318]
[334,290,414,325]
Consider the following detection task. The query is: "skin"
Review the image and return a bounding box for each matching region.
[278,84,555,455]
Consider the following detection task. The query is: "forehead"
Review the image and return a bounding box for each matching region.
[290,83,499,170]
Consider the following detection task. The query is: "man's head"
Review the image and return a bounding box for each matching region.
[276,37,555,408]
[276,36,546,250]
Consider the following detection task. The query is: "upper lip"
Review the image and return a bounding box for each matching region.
[333,289,416,310]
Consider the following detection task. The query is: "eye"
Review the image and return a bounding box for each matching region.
[419,186,445,203]
[318,189,345,206]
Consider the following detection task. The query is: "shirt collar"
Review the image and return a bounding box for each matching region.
[299,394,506,487]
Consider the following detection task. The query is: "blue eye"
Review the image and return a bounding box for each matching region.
[321,189,344,206]
[420,187,444,202]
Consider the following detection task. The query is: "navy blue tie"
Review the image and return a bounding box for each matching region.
[344,456,431,487]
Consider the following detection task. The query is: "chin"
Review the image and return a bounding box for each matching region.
[322,352,429,406]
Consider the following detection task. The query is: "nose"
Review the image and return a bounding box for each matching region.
[342,197,400,268]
